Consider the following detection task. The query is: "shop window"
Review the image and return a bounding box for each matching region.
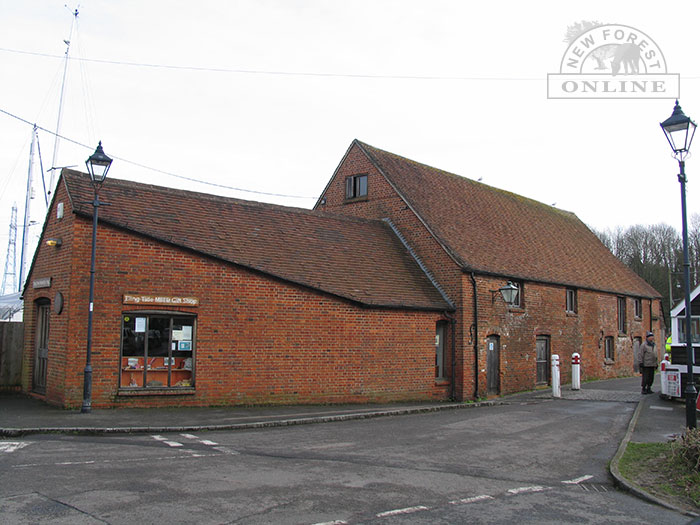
[345,174,368,199]
[565,288,577,314]
[120,314,195,389]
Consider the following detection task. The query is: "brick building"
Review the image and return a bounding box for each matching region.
[21,140,662,408]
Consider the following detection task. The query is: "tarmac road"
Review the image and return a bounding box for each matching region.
[0,380,692,524]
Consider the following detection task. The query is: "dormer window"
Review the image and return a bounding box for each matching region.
[345,174,368,199]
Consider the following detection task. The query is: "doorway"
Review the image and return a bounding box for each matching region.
[33,301,50,394]
[536,336,551,385]
[486,335,500,395]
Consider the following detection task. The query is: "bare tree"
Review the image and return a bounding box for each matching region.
[592,222,688,327]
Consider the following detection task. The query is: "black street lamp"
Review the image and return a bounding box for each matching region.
[81,141,112,413]
[660,101,697,429]
[499,281,520,306]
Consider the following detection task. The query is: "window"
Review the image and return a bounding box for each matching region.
[345,174,368,199]
[634,298,642,319]
[536,336,550,384]
[617,297,627,334]
[565,288,577,314]
[120,313,195,389]
[678,316,700,344]
[511,281,523,308]
[604,336,615,361]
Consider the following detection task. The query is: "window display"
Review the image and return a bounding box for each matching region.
[120,314,195,389]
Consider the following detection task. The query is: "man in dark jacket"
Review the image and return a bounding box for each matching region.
[638,331,659,394]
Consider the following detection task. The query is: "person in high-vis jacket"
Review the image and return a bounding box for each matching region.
[637,331,659,394]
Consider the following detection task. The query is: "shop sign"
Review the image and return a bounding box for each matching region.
[32,277,52,289]
[123,294,199,307]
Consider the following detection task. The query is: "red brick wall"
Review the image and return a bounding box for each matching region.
[318,143,663,399]
[22,182,77,406]
[318,143,466,397]
[468,274,662,395]
[23,182,447,408]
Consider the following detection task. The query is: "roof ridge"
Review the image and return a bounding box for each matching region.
[63,168,382,227]
[355,141,575,219]
[352,142,660,298]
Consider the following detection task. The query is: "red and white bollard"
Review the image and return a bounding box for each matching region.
[552,354,561,398]
[571,352,581,391]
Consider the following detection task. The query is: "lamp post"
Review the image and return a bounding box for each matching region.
[660,100,697,429]
[81,141,112,414]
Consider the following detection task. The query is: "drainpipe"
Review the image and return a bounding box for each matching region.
[470,272,480,399]
[444,311,457,401]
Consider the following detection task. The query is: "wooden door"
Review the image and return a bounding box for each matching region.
[33,302,50,394]
[536,336,550,385]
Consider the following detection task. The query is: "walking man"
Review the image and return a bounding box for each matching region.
[638,331,659,394]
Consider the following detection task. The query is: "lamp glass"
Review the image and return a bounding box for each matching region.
[661,102,696,155]
[499,281,519,305]
[85,141,113,184]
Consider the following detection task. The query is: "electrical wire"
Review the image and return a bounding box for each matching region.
[0,46,544,81]
[0,107,316,200]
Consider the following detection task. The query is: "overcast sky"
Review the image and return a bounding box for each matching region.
[1,0,699,290]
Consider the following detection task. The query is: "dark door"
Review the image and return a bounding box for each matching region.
[33,302,50,394]
[536,336,550,385]
[486,335,500,395]
[435,322,446,379]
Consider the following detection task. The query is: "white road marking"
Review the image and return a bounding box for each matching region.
[376,506,429,518]
[13,453,221,469]
[311,521,348,525]
[179,433,218,446]
[650,405,673,411]
[449,495,494,505]
[213,446,239,455]
[562,475,594,485]
[507,485,547,495]
[0,442,30,453]
[151,435,183,447]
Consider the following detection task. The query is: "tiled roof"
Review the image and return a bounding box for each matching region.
[355,141,660,298]
[61,170,451,311]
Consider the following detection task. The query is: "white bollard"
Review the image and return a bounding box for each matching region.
[552,354,561,398]
[571,352,581,391]
[660,354,671,397]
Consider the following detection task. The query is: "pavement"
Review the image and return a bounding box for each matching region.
[1,375,697,516]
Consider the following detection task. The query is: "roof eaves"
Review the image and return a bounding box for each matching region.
[464,267,662,300]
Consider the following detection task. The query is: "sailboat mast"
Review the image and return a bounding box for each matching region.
[48,7,79,196]
[19,126,37,293]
